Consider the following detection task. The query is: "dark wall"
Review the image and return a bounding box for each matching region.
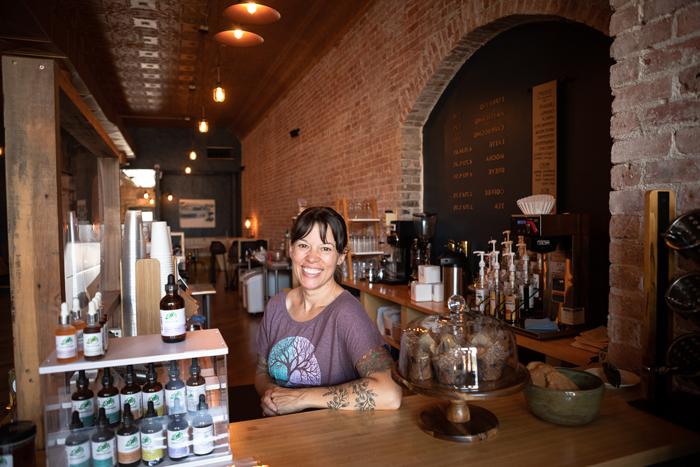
[424,21,612,254]
[423,21,612,322]
[128,126,242,237]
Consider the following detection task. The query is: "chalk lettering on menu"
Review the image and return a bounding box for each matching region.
[532,80,557,198]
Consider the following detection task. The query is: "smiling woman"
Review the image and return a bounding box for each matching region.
[254,207,402,416]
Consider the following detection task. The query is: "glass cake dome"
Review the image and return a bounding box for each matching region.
[398,295,521,393]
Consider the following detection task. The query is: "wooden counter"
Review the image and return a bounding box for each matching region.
[343,279,597,367]
[230,393,700,466]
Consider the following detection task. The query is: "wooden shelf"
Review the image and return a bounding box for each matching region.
[351,250,385,256]
[349,218,381,223]
[39,329,228,375]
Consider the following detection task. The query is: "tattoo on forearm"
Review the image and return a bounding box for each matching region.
[323,386,350,410]
[352,380,377,411]
[356,347,393,377]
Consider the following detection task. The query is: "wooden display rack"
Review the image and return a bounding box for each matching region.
[336,198,383,280]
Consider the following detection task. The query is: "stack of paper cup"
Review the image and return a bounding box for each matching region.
[122,210,145,336]
[150,221,174,297]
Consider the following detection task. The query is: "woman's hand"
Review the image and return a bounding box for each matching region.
[263,387,309,416]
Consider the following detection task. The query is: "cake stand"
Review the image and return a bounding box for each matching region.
[393,363,529,443]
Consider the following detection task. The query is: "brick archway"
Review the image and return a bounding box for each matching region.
[397,2,611,216]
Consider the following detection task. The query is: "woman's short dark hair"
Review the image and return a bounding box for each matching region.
[291,206,347,254]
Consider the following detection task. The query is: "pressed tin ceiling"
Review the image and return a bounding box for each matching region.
[0,0,374,139]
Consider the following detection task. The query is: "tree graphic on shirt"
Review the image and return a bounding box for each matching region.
[268,336,321,386]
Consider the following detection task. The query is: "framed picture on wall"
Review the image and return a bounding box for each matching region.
[179,199,216,228]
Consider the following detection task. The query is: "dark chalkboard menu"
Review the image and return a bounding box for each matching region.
[424,21,613,262]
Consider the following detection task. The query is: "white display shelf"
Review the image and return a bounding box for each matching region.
[349,218,381,223]
[39,329,228,375]
[351,251,385,256]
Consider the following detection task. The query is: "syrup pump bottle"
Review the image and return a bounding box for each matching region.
[142,362,165,416]
[65,410,91,467]
[489,249,502,319]
[503,252,518,325]
[55,302,78,363]
[71,298,86,357]
[160,274,186,343]
[72,369,95,427]
[472,251,488,314]
[186,358,206,413]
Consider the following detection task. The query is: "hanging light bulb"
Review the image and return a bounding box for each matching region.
[213,66,225,103]
[167,194,174,202]
[185,166,192,174]
[143,192,150,199]
[189,149,197,160]
[198,105,208,133]
[149,198,155,206]
[246,2,257,14]
[233,28,244,40]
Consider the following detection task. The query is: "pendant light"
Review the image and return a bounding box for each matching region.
[188,130,198,160]
[213,50,225,103]
[214,27,264,47]
[198,105,209,133]
[224,2,281,24]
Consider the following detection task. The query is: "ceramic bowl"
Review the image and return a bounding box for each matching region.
[524,367,604,426]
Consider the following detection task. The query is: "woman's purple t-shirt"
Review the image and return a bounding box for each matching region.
[256,290,384,387]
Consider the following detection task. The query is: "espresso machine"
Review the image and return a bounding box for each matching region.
[383,220,415,284]
[412,213,437,281]
[511,213,590,328]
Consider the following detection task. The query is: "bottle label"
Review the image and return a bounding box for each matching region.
[56,333,77,359]
[505,295,516,322]
[98,395,120,424]
[186,385,207,412]
[76,329,84,353]
[66,440,91,467]
[160,307,186,337]
[117,433,141,464]
[84,332,104,357]
[91,438,116,466]
[141,429,166,461]
[72,398,95,426]
[165,387,187,414]
[143,390,165,416]
[121,391,142,419]
[192,424,214,455]
[475,289,487,313]
[0,455,12,467]
[167,428,190,458]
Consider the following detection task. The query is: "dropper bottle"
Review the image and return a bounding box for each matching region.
[55,302,78,363]
[71,298,86,357]
[65,410,90,467]
[186,358,206,413]
[142,362,165,416]
[83,301,104,361]
[472,251,488,314]
[165,360,186,415]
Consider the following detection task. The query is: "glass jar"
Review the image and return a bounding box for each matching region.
[398,295,519,391]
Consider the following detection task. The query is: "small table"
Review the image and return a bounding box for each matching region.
[188,283,216,327]
[263,259,291,303]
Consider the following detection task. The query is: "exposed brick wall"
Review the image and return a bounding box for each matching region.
[608,0,700,370]
[242,0,698,369]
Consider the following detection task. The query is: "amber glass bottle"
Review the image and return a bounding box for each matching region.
[160,274,186,343]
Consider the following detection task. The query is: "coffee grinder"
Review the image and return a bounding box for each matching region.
[412,213,437,281]
[383,220,415,284]
[511,213,590,328]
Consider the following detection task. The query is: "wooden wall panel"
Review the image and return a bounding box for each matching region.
[2,55,64,440]
[98,157,121,292]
